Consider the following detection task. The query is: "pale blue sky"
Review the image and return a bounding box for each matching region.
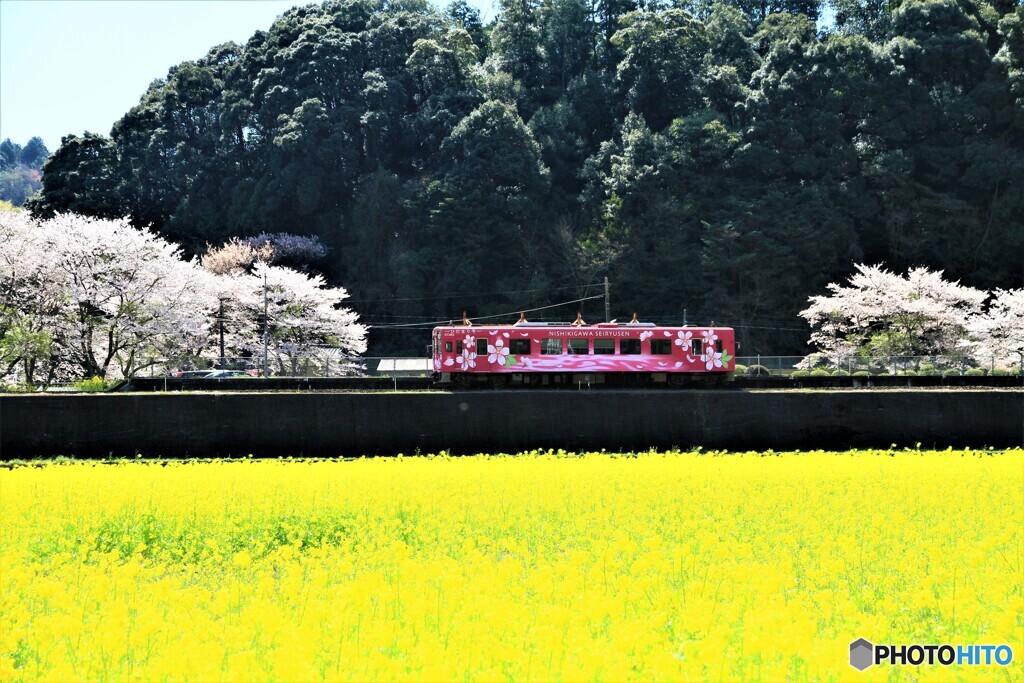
[0,0,497,151]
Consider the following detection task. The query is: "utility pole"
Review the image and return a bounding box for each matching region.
[604,277,610,323]
[262,272,269,379]
[218,299,225,367]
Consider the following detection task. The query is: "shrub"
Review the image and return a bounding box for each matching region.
[918,364,939,376]
[853,371,871,377]
[991,367,1014,376]
[831,369,850,376]
[810,369,831,377]
[747,365,770,376]
[73,376,106,392]
[791,370,811,378]
[733,364,748,374]
[898,370,918,377]
[964,368,986,377]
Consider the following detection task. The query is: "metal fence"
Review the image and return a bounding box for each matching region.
[7,354,1019,392]
[736,355,1023,377]
[154,356,432,379]
[151,354,1023,379]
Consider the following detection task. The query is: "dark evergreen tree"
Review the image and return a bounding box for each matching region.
[26,133,121,219]
[19,137,49,169]
[0,140,21,171]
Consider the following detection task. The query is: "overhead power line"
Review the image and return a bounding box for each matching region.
[368,294,605,329]
[345,284,587,305]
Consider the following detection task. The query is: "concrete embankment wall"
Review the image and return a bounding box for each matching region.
[2,391,1021,458]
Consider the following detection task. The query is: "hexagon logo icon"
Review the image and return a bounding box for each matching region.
[850,638,874,671]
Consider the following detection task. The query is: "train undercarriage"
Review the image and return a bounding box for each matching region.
[435,371,732,389]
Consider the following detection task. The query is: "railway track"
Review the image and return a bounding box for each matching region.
[125,375,1023,392]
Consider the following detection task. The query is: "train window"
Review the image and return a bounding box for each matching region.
[651,339,672,355]
[568,338,589,354]
[715,339,723,353]
[594,338,614,354]
[444,342,452,353]
[620,339,641,355]
[691,339,702,356]
[541,338,562,354]
[510,339,532,355]
[477,339,488,355]
[456,341,463,354]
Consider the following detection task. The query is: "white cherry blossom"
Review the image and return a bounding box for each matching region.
[967,288,1024,367]
[801,264,986,361]
[0,212,366,383]
[702,347,724,370]
[674,330,693,349]
[487,338,510,365]
[454,348,477,371]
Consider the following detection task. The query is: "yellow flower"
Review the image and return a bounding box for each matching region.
[0,449,1020,681]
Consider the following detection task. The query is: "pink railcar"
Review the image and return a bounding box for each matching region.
[432,319,735,387]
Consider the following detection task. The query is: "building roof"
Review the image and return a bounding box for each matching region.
[376,358,432,372]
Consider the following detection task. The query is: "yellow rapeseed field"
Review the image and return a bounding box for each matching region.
[1,450,1021,682]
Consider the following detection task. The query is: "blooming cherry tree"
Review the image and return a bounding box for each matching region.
[52,214,219,379]
[968,289,1024,369]
[1,212,218,382]
[198,237,367,375]
[0,213,367,384]
[200,238,274,276]
[0,211,63,382]
[800,264,986,360]
[219,262,366,374]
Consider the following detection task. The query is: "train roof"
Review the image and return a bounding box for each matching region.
[434,321,733,330]
[434,312,732,330]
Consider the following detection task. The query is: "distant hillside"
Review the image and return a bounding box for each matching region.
[0,137,48,206]
[28,0,1024,354]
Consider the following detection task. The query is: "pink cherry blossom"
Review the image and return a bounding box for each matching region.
[487,338,510,365]
[702,348,724,370]
[454,348,477,371]
[801,264,986,363]
[0,212,366,383]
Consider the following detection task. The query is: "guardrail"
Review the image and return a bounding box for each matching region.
[152,355,1024,379]
[128,376,435,392]
[124,374,1024,392]
[735,355,1023,377]
[145,356,431,379]
[7,354,1020,393]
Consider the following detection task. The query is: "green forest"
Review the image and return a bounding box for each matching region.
[29,0,1024,355]
[0,137,48,207]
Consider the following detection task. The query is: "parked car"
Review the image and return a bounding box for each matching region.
[174,370,215,378]
[207,369,254,379]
